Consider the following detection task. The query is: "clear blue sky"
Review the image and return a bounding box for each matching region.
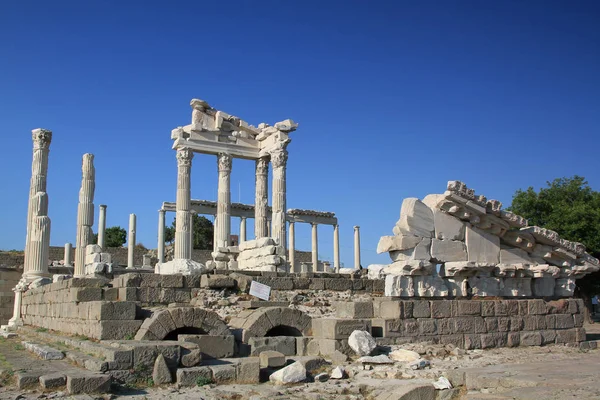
[1,1,599,268]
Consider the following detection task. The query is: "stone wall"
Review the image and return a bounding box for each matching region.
[0,267,21,325]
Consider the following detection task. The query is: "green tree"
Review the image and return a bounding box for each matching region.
[104,226,127,247]
[163,215,213,250]
[508,176,600,320]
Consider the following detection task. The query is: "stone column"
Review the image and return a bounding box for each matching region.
[311,223,318,272]
[23,192,51,281]
[333,224,340,272]
[267,219,272,237]
[157,210,166,263]
[189,212,194,251]
[97,204,107,249]
[354,225,361,270]
[240,217,247,243]
[254,157,269,238]
[7,279,27,329]
[216,153,232,250]
[271,147,288,251]
[288,221,296,272]
[23,128,52,278]
[64,243,72,266]
[74,154,95,277]
[127,213,136,269]
[174,148,193,259]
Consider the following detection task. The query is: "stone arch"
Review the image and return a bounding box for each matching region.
[228,307,312,343]
[134,307,231,340]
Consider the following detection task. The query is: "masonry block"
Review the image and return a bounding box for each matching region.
[464,334,481,350]
[540,330,557,345]
[457,301,481,316]
[431,301,452,318]
[312,318,371,340]
[236,358,260,384]
[376,301,402,319]
[520,331,542,346]
[179,335,235,359]
[248,336,296,356]
[201,275,236,289]
[481,301,495,317]
[412,300,431,318]
[176,366,212,387]
[528,299,547,315]
[371,318,403,338]
[556,329,577,344]
[334,301,374,319]
[555,314,575,329]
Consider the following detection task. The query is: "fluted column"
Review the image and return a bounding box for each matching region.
[174,148,194,259]
[127,213,136,269]
[74,154,95,277]
[157,210,166,263]
[240,217,247,243]
[254,157,269,238]
[23,192,51,281]
[311,222,318,272]
[271,147,288,251]
[189,212,194,251]
[64,243,72,266]
[288,221,296,272]
[24,128,52,279]
[354,225,361,270]
[333,224,340,272]
[97,204,107,249]
[215,153,232,250]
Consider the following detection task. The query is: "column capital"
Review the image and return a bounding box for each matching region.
[354,225,360,230]
[270,148,288,168]
[32,128,52,149]
[240,216,247,221]
[217,153,233,172]
[311,222,318,227]
[256,157,269,175]
[158,209,166,214]
[100,204,107,209]
[176,148,194,166]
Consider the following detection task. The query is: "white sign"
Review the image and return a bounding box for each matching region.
[249,281,271,301]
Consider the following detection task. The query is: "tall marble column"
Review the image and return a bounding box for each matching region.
[189,212,194,251]
[74,154,95,277]
[240,217,247,243]
[127,213,136,269]
[354,225,361,270]
[23,192,51,281]
[311,223,318,272]
[333,224,340,272]
[24,128,52,278]
[157,210,166,263]
[254,157,269,238]
[64,243,72,266]
[97,204,107,249]
[215,153,232,250]
[174,148,194,259]
[288,221,296,272]
[271,147,288,251]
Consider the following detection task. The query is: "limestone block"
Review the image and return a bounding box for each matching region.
[178,335,235,359]
[334,301,374,319]
[500,247,533,265]
[383,260,433,276]
[236,358,260,384]
[249,336,296,356]
[312,318,371,340]
[259,350,286,368]
[86,244,102,255]
[86,253,102,264]
[501,278,532,297]
[434,212,466,241]
[532,277,556,297]
[66,373,111,395]
[367,264,386,280]
[176,366,212,387]
[156,259,208,275]
[441,261,493,277]
[268,361,306,384]
[376,235,421,254]
[555,278,576,297]
[431,239,467,262]
[395,198,434,238]
[100,253,112,263]
[238,237,275,251]
[468,276,503,297]
[385,275,414,297]
[465,226,500,264]
[389,238,431,262]
[238,245,277,260]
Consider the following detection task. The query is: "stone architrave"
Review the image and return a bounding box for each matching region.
[389,238,431,262]
[422,194,466,241]
[270,146,288,251]
[23,128,52,280]
[97,205,107,249]
[174,148,193,259]
[377,235,422,254]
[127,213,136,269]
[465,226,500,264]
[394,198,434,238]
[499,247,533,265]
[74,154,95,277]
[354,226,361,270]
[430,239,467,262]
[254,157,269,239]
[215,153,232,251]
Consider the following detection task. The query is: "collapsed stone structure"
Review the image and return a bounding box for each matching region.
[375,181,599,298]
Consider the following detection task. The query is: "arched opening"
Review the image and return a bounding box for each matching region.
[163,326,207,341]
[265,325,303,337]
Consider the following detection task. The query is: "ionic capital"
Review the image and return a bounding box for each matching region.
[32,128,52,149]
[217,153,233,172]
[176,148,194,167]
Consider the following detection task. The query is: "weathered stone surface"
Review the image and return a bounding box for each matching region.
[395,198,435,238]
[152,353,173,385]
[500,247,533,265]
[178,335,235,359]
[236,357,260,383]
[209,364,236,383]
[259,350,286,368]
[23,341,64,360]
[377,235,422,254]
[313,319,371,340]
[335,301,374,319]
[66,373,111,394]
[384,260,433,276]
[358,354,394,364]
[200,274,235,288]
[156,259,208,275]
[176,366,212,387]
[39,373,66,389]
[389,349,420,362]
[389,238,431,261]
[532,277,556,297]
[501,278,532,297]
[249,336,296,356]
[367,264,387,280]
[16,371,43,389]
[269,361,306,384]
[431,239,467,262]
[520,331,542,346]
[468,276,503,297]
[239,237,275,251]
[348,330,376,356]
[466,226,500,264]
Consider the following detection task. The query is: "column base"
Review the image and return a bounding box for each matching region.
[155,258,210,275]
[22,271,52,283]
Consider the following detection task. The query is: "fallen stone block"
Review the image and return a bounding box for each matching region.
[395,198,435,238]
[39,373,66,389]
[249,336,296,356]
[348,330,376,356]
[152,353,173,385]
[236,357,260,384]
[259,350,286,368]
[431,239,467,262]
[23,341,64,360]
[176,366,212,387]
[17,371,43,389]
[178,334,235,359]
[268,361,306,384]
[209,364,236,384]
[66,372,111,394]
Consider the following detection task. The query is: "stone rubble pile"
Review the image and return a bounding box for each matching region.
[83,244,114,276]
[374,180,600,298]
[237,238,286,272]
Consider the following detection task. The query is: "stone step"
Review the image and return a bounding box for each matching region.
[22,341,65,360]
[15,369,111,394]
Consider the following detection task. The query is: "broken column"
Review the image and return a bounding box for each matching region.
[333,224,340,272]
[254,157,269,239]
[127,213,136,269]
[97,204,107,249]
[354,226,361,270]
[240,217,247,243]
[74,154,95,277]
[157,209,166,263]
[311,223,318,272]
[215,153,232,250]
[23,128,52,280]
[23,192,51,281]
[174,148,193,259]
[64,243,72,266]
[270,145,288,252]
